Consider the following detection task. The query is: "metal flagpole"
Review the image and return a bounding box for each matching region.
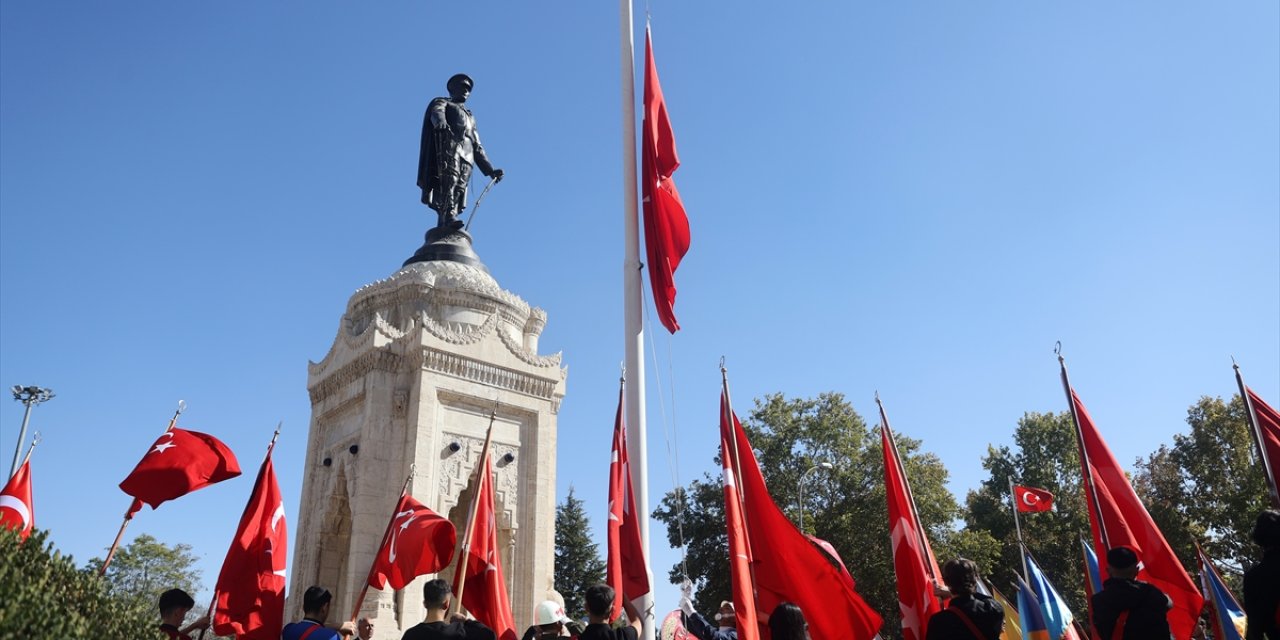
[620,0,654,636]
[1056,344,1111,551]
[100,400,186,576]
[1234,361,1280,508]
[1008,479,1029,583]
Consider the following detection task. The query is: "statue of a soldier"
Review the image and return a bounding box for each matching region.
[417,73,504,230]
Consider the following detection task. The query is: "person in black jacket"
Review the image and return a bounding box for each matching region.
[1244,510,1280,640]
[1090,547,1172,640]
[925,558,1004,640]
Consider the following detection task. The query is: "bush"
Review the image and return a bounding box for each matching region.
[0,528,154,638]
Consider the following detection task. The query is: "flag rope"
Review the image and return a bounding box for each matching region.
[639,261,690,581]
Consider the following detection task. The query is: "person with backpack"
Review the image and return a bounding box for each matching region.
[925,558,1005,640]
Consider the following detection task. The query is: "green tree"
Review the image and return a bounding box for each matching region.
[89,533,203,612]
[653,392,967,638]
[554,487,606,620]
[0,529,154,638]
[963,411,1092,615]
[1133,395,1269,591]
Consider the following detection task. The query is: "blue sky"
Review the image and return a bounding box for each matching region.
[2,0,1276,624]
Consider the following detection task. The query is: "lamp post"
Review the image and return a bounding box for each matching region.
[10,385,54,479]
[797,461,834,534]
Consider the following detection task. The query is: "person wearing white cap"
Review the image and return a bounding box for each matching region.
[520,600,578,640]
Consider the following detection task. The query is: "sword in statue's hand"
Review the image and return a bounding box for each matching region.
[464,173,501,231]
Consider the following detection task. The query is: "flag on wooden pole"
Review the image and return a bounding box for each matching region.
[607,382,650,619]
[367,493,456,592]
[453,444,516,640]
[212,442,286,640]
[881,400,943,640]
[720,377,883,640]
[119,428,241,513]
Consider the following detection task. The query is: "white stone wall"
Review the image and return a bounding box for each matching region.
[289,261,566,638]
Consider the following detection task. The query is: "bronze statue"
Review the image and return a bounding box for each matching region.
[417,73,504,230]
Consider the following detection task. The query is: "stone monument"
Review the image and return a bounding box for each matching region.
[288,74,564,638]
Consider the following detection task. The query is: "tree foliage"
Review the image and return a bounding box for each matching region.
[653,392,967,637]
[555,487,606,620]
[1133,395,1269,591]
[89,532,203,612]
[963,411,1092,615]
[0,528,154,638]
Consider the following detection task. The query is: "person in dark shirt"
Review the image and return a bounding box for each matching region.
[925,558,1004,640]
[768,602,810,640]
[578,584,642,640]
[1244,510,1280,640]
[282,586,354,640]
[157,588,208,640]
[401,578,497,640]
[1090,547,1172,640]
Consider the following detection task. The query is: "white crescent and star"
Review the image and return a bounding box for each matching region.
[1021,491,1040,506]
[152,431,177,454]
[388,508,419,563]
[0,495,31,530]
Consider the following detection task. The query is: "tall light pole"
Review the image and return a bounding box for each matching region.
[10,385,54,479]
[797,461,834,534]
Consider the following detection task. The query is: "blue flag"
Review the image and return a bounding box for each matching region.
[1197,546,1246,640]
[1025,552,1078,640]
[1016,575,1051,640]
[1081,538,1103,597]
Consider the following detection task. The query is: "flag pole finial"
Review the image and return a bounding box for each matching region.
[719,355,726,374]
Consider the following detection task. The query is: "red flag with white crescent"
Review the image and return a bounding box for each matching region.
[367,494,456,591]
[642,26,691,334]
[212,454,286,639]
[1013,485,1054,513]
[453,449,517,640]
[119,428,241,511]
[607,386,651,619]
[0,458,34,540]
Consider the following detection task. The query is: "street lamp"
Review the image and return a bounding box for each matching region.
[10,385,54,479]
[797,461,834,534]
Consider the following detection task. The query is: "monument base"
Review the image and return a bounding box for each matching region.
[403,226,487,271]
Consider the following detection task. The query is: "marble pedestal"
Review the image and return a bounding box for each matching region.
[288,260,567,638]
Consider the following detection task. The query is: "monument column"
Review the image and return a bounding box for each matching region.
[290,259,566,637]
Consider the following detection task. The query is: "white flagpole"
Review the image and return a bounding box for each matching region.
[620,0,655,637]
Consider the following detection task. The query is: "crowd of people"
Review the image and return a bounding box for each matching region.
[154,510,1279,640]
